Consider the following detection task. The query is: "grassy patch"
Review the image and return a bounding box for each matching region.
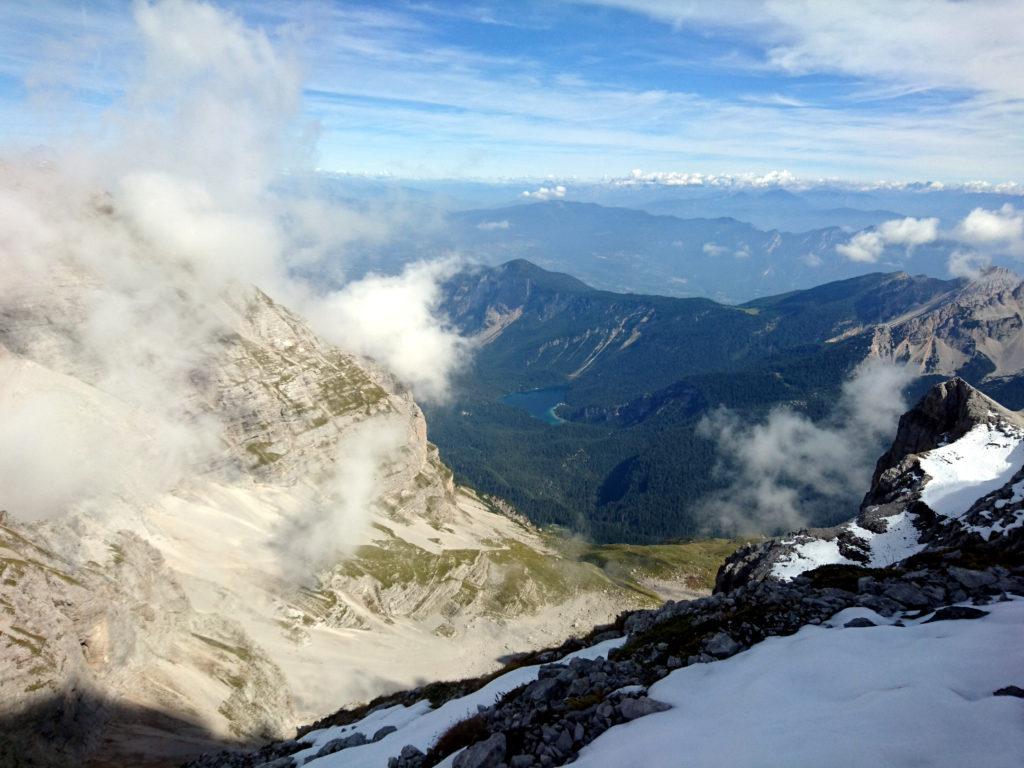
[246,441,283,468]
[428,714,489,761]
[191,632,254,662]
[572,537,752,593]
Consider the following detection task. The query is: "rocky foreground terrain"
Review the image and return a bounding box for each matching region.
[191,377,1024,768]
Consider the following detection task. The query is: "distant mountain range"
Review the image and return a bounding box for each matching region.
[425,260,1024,542]
[443,201,1010,302]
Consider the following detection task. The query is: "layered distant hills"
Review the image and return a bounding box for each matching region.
[303,177,1023,302]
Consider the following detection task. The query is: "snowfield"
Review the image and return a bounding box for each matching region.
[573,599,1024,768]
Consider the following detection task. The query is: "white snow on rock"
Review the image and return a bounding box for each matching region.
[772,420,1024,581]
[847,511,927,567]
[920,422,1024,518]
[574,599,1024,768]
[963,475,1024,541]
[771,538,854,580]
[294,637,625,767]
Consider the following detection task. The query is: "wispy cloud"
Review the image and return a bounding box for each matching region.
[1,1,1021,180]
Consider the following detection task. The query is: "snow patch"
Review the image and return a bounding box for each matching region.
[848,511,927,567]
[919,422,1024,518]
[771,537,853,580]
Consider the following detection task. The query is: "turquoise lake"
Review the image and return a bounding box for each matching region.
[501,386,568,425]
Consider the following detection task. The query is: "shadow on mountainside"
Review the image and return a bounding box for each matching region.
[0,688,254,768]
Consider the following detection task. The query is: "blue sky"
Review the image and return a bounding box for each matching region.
[2,0,1023,183]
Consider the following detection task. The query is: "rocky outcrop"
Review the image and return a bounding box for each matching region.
[868,376,1017,498]
[869,267,1024,379]
[716,377,1024,593]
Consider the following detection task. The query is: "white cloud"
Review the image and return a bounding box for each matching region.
[702,242,728,257]
[522,184,566,200]
[947,250,992,280]
[620,169,798,189]
[877,216,939,247]
[837,216,938,263]
[273,415,407,577]
[0,0,468,530]
[477,219,510,231]
[582,1,1024,101]
[6,4,1024,181]
[306,260,471,404]
[611,170,1024,196]
[697,360,916,534]
[955,204,1024,255]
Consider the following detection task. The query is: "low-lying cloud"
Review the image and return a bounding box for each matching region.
[955,204,1024,255]
[0,0,466,539]
[307,259,472,403]
[697,360,917,535]
[273,415,407,580]
[837,206,1024,276]
[836,216,938,263]
[522,184,566,200]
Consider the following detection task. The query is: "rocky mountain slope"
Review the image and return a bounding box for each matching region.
[869,267,1024,398]
[717,377,1024,590]
[0,259,707,766]
[196,377,1024,768]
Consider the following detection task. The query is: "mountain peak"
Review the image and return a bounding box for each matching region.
[870,377,1020,488]
[960,265,1023,297]
[496,259,594,292]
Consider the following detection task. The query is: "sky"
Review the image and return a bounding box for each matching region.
[2,0,1023,183]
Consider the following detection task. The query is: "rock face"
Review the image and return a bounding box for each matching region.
[716,377,1024,592]
[0,262,657,765]
[869,267,1024,380]
[869,376,1011,494]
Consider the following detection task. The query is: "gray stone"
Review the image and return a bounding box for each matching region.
[949,567,998,590]
[453,733,506,768]
[618,696,671,721]
[313,732,368,759]
[373,725,398,742]
[527,677,560,702]
[883,582,930,608]
[555,729,573,753]
[510,756,534,768]
[993,685,1024,698]
[923,606,989,623]
[704,631,741,658]
[843,617,876,628]
[856,576,877,593]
